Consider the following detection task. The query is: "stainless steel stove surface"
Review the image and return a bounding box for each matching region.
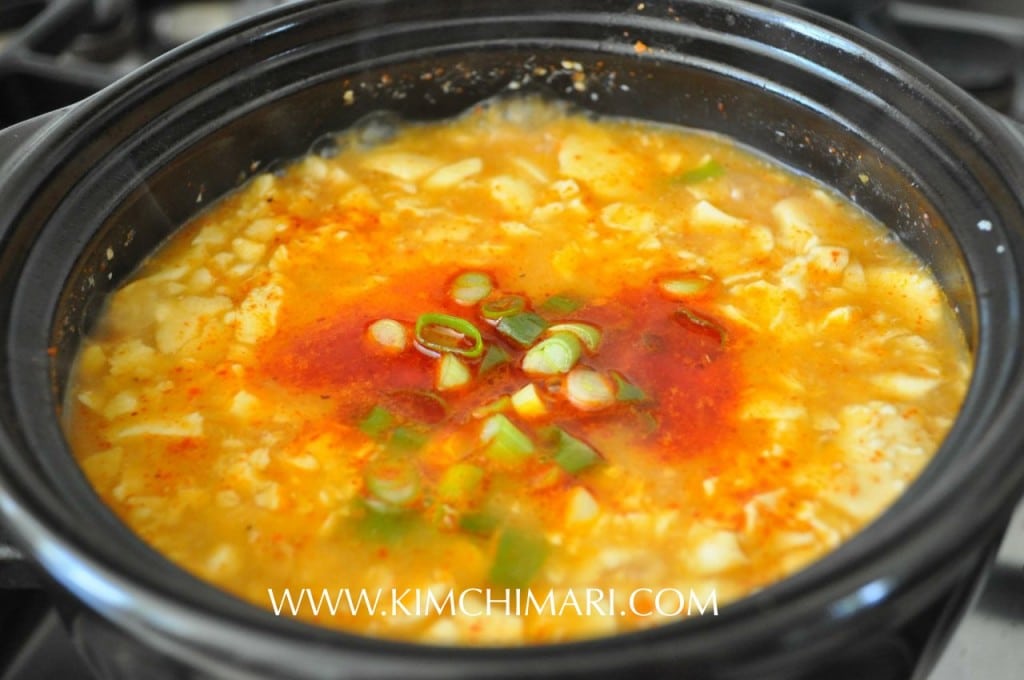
[0,1,1023,679]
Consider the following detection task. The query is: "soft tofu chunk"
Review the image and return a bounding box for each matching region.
[865,266,945,329]
[113,412,204,439]
[690,200,745,230]
[488,174,536,215]
[361,151,441,181]
[558,131,641,200]
[154,295,232,354]
[772,197,819,252]
[689,529,747,574]
[235,282,284,344]
[423,158,483,190]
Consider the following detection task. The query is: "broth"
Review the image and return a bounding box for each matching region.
[63,98,969,644]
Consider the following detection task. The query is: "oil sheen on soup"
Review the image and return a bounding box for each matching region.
[63,99,970,645]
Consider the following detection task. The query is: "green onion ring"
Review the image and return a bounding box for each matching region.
[481,295,526,320]
[414,313,485,358]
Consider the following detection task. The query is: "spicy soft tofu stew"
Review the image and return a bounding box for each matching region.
[63,98,970,644]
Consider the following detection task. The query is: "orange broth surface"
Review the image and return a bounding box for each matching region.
[63,98,970,644]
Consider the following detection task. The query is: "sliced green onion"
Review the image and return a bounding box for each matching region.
[489,527,548,587]
[415,313,484,358]
[367,318,408,353]
[675,307,728,346]
[496,312,549,347]
[388,425,428,452]
[365,460,421,507]
[638,411,659,435]
[547,322,602,353]
[611,371,648,402]
[548,427,603,473]
[522,332,582,375]
[471,395,512,419]
[511,383,548,419]
[437,353,471,391]
[539,294,583,315]
[450,271,493,306]
[658,273,714,299]
[359,405,394,440]
[480,414,535,464]
[438,463,485,503]
[481,295,526,320]
[565,367,616,411]
[479,344,511,375]
[675,158,725,184]
[459,512,500,536]
[357,501,414,543]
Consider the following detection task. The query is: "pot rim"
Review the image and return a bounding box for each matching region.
[2,0,1024,675]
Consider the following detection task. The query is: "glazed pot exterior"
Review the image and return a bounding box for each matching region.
[2,1,1024,678]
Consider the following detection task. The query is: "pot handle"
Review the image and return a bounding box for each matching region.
[0,525,39,589]
[0,108,69,173]
[0,110,70,590]
[995,111,1024,140]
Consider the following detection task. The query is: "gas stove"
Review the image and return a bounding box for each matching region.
[0,0,298,127]
[4,0,1024,126]
[1,2,1023,679]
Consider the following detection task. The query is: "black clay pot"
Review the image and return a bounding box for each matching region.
[2,1,1024,678]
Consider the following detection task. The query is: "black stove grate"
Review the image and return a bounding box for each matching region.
[0,0,143,127]
[3,0,1024,128]
[803,0,1023,118]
